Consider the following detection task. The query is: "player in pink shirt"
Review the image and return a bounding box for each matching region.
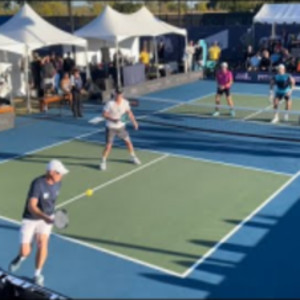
[213,62,235,117]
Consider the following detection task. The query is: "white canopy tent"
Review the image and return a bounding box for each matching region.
[254,4,300,24]
[0,34,25,54]
[75,5,188,86]
[0,3,87,111]
[253,4,300,41]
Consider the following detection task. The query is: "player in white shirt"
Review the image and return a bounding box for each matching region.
[100,88,141,171]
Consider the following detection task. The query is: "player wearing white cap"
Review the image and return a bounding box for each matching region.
[8,160,69,286]
[270,64,295,124]
[213,62,235,117]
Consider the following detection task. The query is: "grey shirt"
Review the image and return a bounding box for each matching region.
[22,176,61,220]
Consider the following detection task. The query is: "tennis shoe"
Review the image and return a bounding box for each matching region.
[230,110,236,118]
[34,274,44,286]
[8,256,23,273]
[132,156,141,165]
[100,161,107,171]
[212,111,220,117]
[271,115,279,124]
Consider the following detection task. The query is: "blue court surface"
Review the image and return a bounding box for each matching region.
[1,80,300,298]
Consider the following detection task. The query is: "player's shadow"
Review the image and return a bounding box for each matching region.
[62,233,200,259]
[139,198,300,298]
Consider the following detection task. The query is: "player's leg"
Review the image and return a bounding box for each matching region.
[284,94,292,122]
[225,89,235,117]
[213,89,222,116]
[34,220,52,286]
[100,128,115,170]
[119,128,141,165]
[271,94,280,123]
[9,220,35,272]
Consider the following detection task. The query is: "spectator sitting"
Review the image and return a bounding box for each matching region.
[259,50,271,72]
[208,41,221,62]
[158,39,165,64]
[271,48,282,67]
[60,72,72,102]
[248,52,261,72]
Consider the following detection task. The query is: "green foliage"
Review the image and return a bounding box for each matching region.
[112,1,143,13]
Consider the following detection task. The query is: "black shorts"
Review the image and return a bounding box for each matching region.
[276,92,291,101]
[217,88,230,97]
[105,127,130,144]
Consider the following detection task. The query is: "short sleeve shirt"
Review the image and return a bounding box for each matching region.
[216,70,233,87]
[22,176,61,220]
[103,99,131,129]
[273,73,292,94]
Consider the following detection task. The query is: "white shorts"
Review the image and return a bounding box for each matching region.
[20,218,53,244]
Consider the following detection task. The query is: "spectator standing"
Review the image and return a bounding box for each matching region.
[41,55,56,95]
[185,40,195,72]
[244,45,255,70]
[158,39,165,63]
[208,41,221,62]
[71,69,83,118]
[30,52,42,96]
[63,52,75,75]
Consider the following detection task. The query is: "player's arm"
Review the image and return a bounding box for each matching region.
[226,72,233,88]
[127,109,139,130]
[28,198,53,224]
[290,76,296,90]
[103,110,119,123]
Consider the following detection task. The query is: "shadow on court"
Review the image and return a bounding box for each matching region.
[139,197,300,298]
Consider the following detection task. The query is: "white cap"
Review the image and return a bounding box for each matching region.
[278,64,285,70]
[47,160,69,175]
[221,62,228,68]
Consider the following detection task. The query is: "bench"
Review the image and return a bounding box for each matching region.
[0,105,15,114]
[0,105,15,131]
[40,93,72,112]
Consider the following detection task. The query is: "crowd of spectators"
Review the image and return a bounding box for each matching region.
[30,51,85,118]
[243,30,300,73]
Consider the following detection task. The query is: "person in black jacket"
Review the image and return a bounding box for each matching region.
[71,69,83,118]
[63,52,75,75]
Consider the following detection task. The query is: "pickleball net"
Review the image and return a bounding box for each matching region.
[128,93,300,143]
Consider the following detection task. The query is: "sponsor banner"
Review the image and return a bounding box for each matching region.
[234,72,300,84]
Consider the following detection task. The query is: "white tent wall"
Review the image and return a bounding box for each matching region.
[66,37,140,67]
[0,51,25,97]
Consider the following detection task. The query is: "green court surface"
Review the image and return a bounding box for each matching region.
[170,94,300,125]
[0,140,290,274]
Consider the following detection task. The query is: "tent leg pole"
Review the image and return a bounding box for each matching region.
[25,47,31,113]
[153,37,159,78]
[85,47,91,80]
[115,40,121,88]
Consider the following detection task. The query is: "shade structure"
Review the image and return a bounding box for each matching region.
[0,34,25,54]
[254,4,300,24]
[0,3,87,51]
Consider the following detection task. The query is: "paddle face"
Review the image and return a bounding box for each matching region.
[54,209,69,229]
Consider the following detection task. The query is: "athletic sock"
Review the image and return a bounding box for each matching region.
[35,269,42,277]
[19,256,26,262]
[102,157,107,163]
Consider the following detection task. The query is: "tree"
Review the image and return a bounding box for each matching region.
[112,1,143,13]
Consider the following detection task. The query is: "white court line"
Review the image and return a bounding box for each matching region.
[243,104,273,121]
[56,154,169,209]
[181,170,300,278]
[0,128,105,166]
[76,138,292,177]
[0,93,213,166]
[0,214,183,278]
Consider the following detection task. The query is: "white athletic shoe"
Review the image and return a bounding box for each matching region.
[284,113,289,122]
[271,114,279,124]
[34,274,44,286]
[100,161,107,171]
[132,156,141,165]
[212,111,220,117]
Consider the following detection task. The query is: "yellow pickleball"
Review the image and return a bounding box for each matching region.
[85,189,94,197]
